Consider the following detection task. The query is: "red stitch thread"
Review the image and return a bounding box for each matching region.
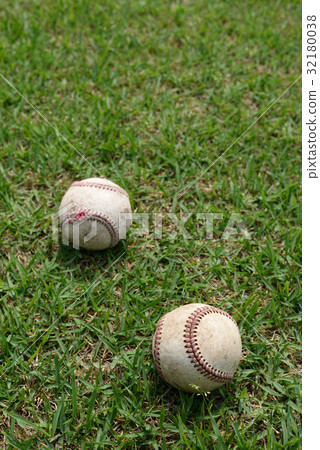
[183,306,237,382]
[61,208,119,247]
[75,211,86,220]
[71,180,128,197]
[153,314,167,380]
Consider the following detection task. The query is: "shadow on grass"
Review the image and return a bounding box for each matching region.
[55,239,128,272]
[152,373,236,416]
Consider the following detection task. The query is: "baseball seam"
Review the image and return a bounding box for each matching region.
[71,181,129,197]
[183,306,237,383]
[61,206,119,247]
[153,314,167,380]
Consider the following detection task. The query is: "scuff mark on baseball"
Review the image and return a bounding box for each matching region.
[152,303,242,393]
[58,177,132,250]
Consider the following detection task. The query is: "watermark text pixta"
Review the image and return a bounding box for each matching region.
[52,211,252,247]
[306,15,317,178]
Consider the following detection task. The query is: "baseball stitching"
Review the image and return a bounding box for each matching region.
[153,314,167,380]
[61,206,119,247]
[71,180,129,198]
[183,306,237,382]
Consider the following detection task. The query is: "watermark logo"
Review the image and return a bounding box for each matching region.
[52,201,98,249]
[52,209,251,249]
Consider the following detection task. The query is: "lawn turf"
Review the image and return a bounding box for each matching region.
[0,0,301,448]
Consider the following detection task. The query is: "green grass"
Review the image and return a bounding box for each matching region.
[0,0,301,448]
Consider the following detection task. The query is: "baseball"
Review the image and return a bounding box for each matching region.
[152,303,242,393]
[59,177,132,250]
